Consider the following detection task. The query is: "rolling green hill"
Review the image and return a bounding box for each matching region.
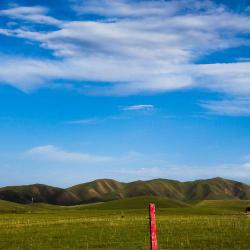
[196,199,250,211]
[0,200,28,213]
[0,177,250,205]
[57,179,125,204]
[81,196,190,210]
[0,200,66,213]
[0,184,63,204]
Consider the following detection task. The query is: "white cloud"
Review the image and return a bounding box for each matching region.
[123,104,154,111]
[24,146,165,167]
[72,0,220,19]
[0,0,249,107]
[0,6,62,26]
[14,145,250,183]
[200,97,250,116]
[63,115,129,125]
[64,118,99,125]
[24,145,113,163]
[114,162,250,181]
[244,154,250,161]
[242,162,250,170]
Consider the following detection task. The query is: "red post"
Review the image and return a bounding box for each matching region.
[149,203,158,250]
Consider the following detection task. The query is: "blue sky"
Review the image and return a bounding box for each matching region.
[0,0,250,187]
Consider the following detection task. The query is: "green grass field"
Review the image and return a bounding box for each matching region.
[0,197,250,250]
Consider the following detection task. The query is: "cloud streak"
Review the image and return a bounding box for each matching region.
[0,0,249,115]
[123,104,154,111]
[25,145,113,163]
[64,118,100,125]
[0,6,62,26]
[114,162,250,181]
[200,97,250,116]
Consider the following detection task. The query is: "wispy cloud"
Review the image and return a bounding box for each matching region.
[63,114,129,125]
[64,118,100,125]
[114,162,250,181]
[13,145,250,184]
[0,6,62,26]
[72,0,180,17]
[24,145,113,163]
[200,97,250,116]
[63,105,155,126]
[123,104,154,111]
[0,0,249,102]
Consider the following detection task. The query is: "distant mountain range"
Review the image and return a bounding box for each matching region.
[0,177,250,205]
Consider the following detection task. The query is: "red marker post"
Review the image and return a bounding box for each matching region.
[149,203,158,250]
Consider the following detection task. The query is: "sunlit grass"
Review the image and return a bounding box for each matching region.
[0,201,249,249]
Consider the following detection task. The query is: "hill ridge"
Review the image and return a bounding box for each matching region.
[0,177,249,205]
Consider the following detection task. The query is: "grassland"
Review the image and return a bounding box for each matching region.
[0,197,249,250]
